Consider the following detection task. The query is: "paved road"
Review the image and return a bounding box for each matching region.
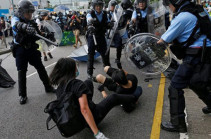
[0,37,210,139]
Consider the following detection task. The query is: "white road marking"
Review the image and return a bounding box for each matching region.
[26,62,57,78]
[180,108,189,139]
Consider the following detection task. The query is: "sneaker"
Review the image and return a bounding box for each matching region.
[48,53,53,59]
[44,56,47,61]
[73,44,77,48]
[79,41,82,46]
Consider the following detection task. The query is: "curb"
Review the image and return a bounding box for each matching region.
[0,49,11,55]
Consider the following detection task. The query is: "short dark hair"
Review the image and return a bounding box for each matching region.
[111,69,128,85]
[49,58,76,86]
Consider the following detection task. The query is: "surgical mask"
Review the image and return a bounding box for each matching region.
[76,65,79,77]
[76,70,79,77]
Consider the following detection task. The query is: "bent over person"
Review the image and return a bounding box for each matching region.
[11,0,55,104]
[158,0,211,133]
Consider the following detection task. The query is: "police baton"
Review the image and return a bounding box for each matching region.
[93,34,97,45]
[35,34,59,47]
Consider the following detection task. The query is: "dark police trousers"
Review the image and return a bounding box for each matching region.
[87,35,110,75]
[169,55,211,125]
[15,46,50,97]
[113,33,122,61]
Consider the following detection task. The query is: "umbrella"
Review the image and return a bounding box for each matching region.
[54,5,69,12]
[69,45,100,62]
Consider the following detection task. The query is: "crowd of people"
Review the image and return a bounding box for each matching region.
[0,0,210,138]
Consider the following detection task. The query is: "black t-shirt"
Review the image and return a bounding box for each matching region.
[116,74,138,94]
[56,79,95,110]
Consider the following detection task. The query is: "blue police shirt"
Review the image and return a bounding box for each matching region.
[11,16,20,44]
[86,11,109,22]
[131,8,148,20]
[161,3,211,47]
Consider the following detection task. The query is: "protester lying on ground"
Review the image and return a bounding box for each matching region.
[48,58,140,138]
[94,66,142,112]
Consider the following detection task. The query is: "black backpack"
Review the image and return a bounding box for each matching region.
[44,80,86,138]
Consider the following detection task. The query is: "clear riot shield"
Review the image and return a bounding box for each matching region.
[106,5,123,54]
[40,20,63,49]
[147,0,166,36]
[124,33,171,75]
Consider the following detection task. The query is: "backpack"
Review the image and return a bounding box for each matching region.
[44,80,86,138]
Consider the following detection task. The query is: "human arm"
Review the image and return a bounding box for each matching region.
[78,94,99,135]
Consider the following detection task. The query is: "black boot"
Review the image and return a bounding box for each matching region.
[87,54,94,79]
[37,68,55,93]
[161,86,187,132]
[161,118,187,133]
[190,85,211,114]
[18,71,28,104]
[115,59,122,69]
[102,51,111,67]
[202,106,211,114]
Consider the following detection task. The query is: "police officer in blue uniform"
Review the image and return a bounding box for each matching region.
[86,0,113,79]
[130,0,152,35]
[107,0,123,69]
[157,0,211,132]
[12,0,55,104]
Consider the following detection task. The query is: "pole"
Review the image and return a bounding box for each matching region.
[11,0,15,15]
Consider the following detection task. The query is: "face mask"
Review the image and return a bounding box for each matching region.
[76,67,79,77]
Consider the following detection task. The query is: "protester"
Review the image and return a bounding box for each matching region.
[49,58,138,139]
[70,11,82,48]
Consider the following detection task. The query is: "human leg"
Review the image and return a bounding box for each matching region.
[29,49,54,93]
[15,47,29,104]
[87,36,96,78]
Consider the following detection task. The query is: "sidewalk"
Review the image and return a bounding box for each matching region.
[0,36,12,55]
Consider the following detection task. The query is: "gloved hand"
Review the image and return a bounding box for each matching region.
[94,131,109,139]
[98,85,105,92]
[26,25,36,35]
[128,21,135,35]
[107,21,114,29]
[156,42,167,50]
[87,25,95,34]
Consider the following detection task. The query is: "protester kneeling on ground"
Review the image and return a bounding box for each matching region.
[94,66,142,112]
[49,58,141,139]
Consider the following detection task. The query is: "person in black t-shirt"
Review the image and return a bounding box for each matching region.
[49,58,138,139]
[95,66,138,98]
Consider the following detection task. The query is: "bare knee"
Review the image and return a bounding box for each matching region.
[104,66,110,73]
[96,74,105,83]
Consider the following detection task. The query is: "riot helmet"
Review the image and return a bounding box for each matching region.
[40,11,48,17]
[121,0,132,10]
[108,0,118,11]
[135,0,148,9]
[135,0,147,5]
[163,0,188,9]
[91,0,105,9]
[17,0,35,14]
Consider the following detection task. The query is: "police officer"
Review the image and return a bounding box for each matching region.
[130,0,152,35]
[86,0,113,79]
[157,0,211,132]
[12,0,55,104]
[107,0,123,69]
